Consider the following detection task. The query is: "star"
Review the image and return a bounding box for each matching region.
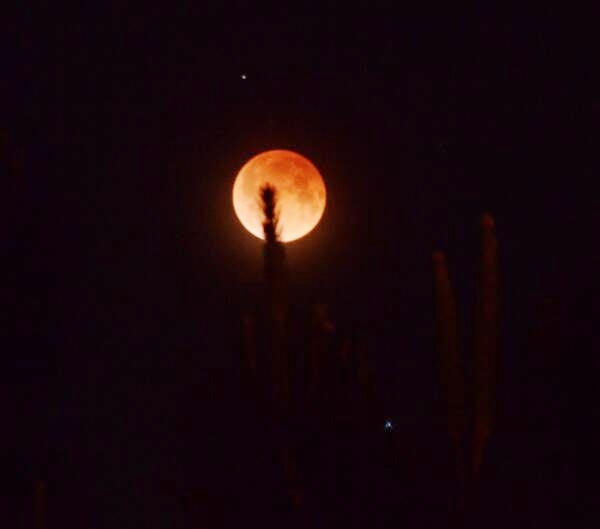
[241,74,247,80]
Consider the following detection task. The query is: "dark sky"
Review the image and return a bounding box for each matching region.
[4,5,598,528]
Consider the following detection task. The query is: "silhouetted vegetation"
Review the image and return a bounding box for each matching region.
[236,185,383,526]
[433,213,500,525]
[10,153,569,529]
[229,193,509,529]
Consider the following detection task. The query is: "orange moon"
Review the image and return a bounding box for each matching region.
[232,150,327,242]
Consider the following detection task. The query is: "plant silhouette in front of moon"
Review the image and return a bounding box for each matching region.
[237,183,501,525]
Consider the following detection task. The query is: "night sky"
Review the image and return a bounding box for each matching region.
[4,5,598,528]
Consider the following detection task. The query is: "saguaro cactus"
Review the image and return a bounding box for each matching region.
[433,212,501,505]
[472,213,499,481]
[433,251,466,482]
[237,184,382,519]
[260,183,289,411]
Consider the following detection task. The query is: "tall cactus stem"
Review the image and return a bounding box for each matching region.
[472,212,500,481]
[433,250,467,488]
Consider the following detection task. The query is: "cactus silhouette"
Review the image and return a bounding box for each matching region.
[472,213,499,482]
[260,183,290,411]
[433,212,500,517]
[433,250,466,485]
[239,184,380,518]
[239,206,501,524]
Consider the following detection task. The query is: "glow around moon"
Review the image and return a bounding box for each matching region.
[232,150,327,242]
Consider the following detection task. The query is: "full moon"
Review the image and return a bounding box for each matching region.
[232,149,327,242]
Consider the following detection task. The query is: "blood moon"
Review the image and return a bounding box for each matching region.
[232,150,326,242]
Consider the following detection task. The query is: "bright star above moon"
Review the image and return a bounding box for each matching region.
[232,150,327,242]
